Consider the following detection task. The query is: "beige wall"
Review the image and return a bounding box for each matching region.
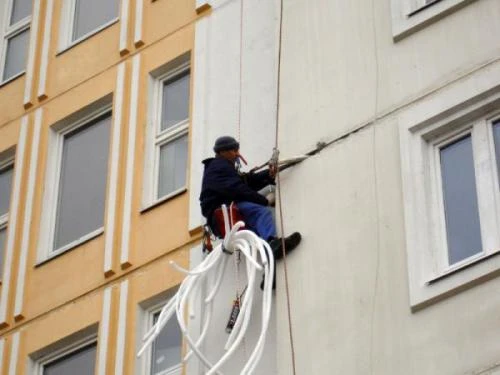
[0,0,203,373]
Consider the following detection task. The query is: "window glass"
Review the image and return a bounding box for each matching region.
[0,164,14,217]
[53,114,111,250]
[3,29,29,81]
[440,135,482,265]
[73,0,120,41]
[161,72,190,132]
[151,311,182,375]
[10,0,33,25]
[158,135,187,199]
[0,227,6,278]
[43,342,97,375]
[493,120,500,186]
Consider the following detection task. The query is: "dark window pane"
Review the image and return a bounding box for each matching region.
[0,227,6,278]
[158,135,188,199]
[0,164,14,217]
[73,0,119,41]
[493,120,500,187]
[53,114,111,250]
[151,311,182,374]
[43,342,97,375]
[440,135,482,265]
[10,0,33,25]
[3,29,30,81]
[161,72,190,132]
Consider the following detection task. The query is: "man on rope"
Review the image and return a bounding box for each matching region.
[199,136,301,265]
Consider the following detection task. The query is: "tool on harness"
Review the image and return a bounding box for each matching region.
[202,225,214,253]
[226,285,248,333]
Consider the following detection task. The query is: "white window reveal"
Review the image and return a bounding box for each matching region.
[0,157,14,279]
[0,0,33,83]
[143,59,190,209]
[38,105,111,261]
[401,107,500,309]
[31,336,97,375]
[59,0,120,51]
[146,305,183,375]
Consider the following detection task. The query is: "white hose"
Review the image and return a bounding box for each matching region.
[137,205,275,374]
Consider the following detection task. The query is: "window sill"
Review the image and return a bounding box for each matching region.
[427,249,500,285]
[35,228,104,267]
[0,71,25,88]
[390,0,478,41]
[56,18,119,57]
[141,188,187,214]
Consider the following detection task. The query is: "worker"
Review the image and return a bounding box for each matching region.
[199,136,301,261]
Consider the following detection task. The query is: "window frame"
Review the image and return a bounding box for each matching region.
[0,0,32,85]
[58,0,120,53]
[37,104,112,263]
[141,301,183,375]
[0,156,14,282]
[400,91,500,310]
[390,0,478,41]
[143,60,190,210]
[31,334,98,375]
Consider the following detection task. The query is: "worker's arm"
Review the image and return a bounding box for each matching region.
[208,160,269,206]
[244,169,275,191]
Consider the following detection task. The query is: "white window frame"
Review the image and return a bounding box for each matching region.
[0,156,14,281]
[37,104,112,263]
[0,0,32,85]
[30,334,97,375]
[143,60,190,210]
[400,81,500,310]
[140,301,182,375]
[390,0,478,41]
[58,0,120,53]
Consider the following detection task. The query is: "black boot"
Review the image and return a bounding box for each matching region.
[260,232,302,290]
[268,232,302,260]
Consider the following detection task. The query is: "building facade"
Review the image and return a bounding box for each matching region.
[1,0,500,374]
[0,0,204,373]
[275,0,500,374]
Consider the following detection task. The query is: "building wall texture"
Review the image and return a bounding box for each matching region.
[0,0,499,374]
[276,0,500,374]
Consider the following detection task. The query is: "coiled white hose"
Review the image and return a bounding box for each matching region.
[137,205,275,375]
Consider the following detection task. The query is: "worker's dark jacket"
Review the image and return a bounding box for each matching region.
[199,157,274,224]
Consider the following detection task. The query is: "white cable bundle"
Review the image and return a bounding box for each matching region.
[137,205,275,375]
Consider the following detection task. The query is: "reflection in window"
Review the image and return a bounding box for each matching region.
[53,114,111,250]
[72,0,120,42]
[440,135,482,265]
[42,342,97,375]
[150,311,182,375]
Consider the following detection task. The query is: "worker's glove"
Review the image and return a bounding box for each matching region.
[266,192,275,207]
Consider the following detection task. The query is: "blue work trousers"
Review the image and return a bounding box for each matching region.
[236,201,276,241]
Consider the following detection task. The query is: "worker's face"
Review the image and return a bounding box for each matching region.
[219,149,240,162]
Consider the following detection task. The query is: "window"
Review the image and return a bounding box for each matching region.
[59,0,120,51]
[143,58,190,208]
[38,104,111,260]
[31,335,97,375]
[0,156,14,279]
[0,0,33,83]
[390,0,477,40]
[143,303,183,375]
[401,104,500,309]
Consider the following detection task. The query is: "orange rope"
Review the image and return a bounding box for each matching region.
[274,0,298,373]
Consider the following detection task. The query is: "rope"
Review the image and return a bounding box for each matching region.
[274,0,298,373]
[236,0,244,142]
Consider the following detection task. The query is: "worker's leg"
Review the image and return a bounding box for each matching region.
[236,201,276,240]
